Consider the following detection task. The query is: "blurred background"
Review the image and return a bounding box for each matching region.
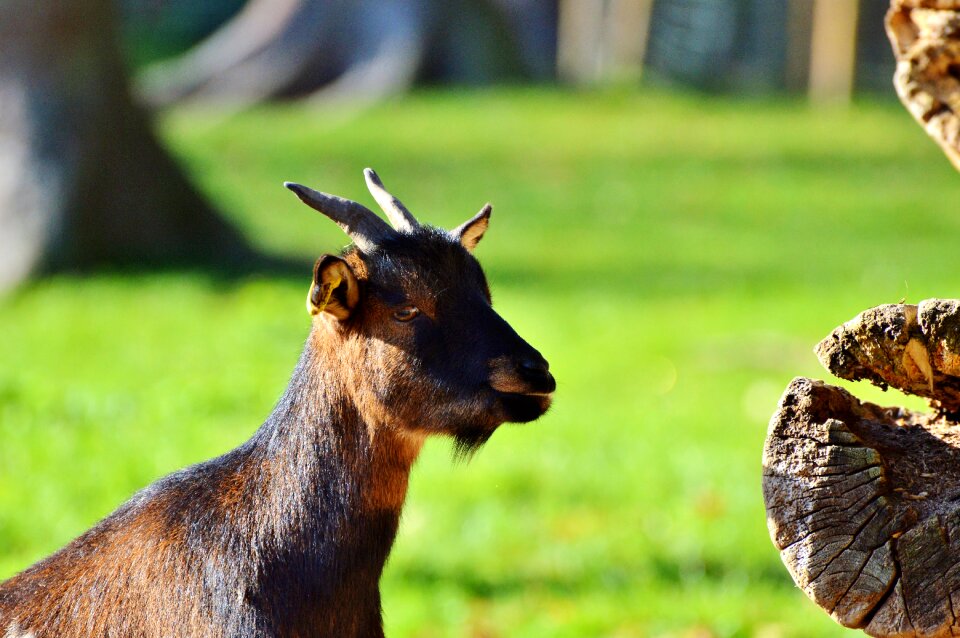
[0,1,956,636]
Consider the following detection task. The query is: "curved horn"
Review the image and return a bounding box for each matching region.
[363,168,419,232]
[284,181,394,253]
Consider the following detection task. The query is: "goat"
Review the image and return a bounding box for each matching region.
[0,169,555,638]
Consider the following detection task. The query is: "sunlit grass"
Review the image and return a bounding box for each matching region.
[3,88,958,637]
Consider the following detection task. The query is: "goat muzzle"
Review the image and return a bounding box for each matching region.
[488,354,555,397]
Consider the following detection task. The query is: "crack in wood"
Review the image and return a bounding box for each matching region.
[775,492,886,556]
[860,536,905,633]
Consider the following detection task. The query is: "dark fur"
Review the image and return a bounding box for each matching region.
[0,226,554,638]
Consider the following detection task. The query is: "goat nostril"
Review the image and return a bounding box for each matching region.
[518,357,550,376]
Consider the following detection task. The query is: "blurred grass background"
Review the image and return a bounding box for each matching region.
[0,88,955,637]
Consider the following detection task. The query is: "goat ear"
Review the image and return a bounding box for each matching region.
[450,204,492,252]
[308,255,359,320]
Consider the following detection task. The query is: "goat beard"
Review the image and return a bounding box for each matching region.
[452,424,497,461]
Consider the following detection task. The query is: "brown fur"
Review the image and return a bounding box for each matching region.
[0,216,554,638]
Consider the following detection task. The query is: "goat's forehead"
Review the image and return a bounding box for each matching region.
[361,229,481,291]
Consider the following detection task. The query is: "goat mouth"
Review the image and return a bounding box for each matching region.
[496,390,554,401]
[487,377,556,398]
[485,382,554,400]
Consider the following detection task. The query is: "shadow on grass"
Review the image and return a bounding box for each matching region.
[32,250,315,290]
[393,556,793,600]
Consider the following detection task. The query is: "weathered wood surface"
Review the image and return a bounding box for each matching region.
[764,299,960,637]
[886,1,960,171]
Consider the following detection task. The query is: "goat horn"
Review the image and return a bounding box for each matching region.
[284,181,394,254]
[363,168,419,233]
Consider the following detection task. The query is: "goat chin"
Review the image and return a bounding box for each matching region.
[497,392,553,423]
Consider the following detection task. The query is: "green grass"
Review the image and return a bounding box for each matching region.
[2,88,958,637]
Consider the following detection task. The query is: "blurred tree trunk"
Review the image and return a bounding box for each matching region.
[137,0,553,109]
[557,0,652,85]
[808,0,859,104]
[0,0,255,291]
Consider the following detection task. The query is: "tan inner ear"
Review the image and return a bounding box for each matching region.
[308,258,358,320]
[460,219,488,251]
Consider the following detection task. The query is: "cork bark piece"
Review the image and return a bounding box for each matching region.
[886,1,960,171]
[763,299,960,637]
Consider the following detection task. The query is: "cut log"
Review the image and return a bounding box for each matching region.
[764,299,960,637]
[886,1,960,171]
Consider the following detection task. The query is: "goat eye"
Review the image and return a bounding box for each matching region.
[392,305,420,322]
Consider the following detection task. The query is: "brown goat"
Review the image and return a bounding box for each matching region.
[0,169,555,638]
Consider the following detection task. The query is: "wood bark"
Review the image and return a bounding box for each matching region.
[0,0,257,291]
[764,299,960,637]
[886,1,960,171]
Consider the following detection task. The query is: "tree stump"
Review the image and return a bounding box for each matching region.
[886,1,960,171]
[763,299,960,636]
